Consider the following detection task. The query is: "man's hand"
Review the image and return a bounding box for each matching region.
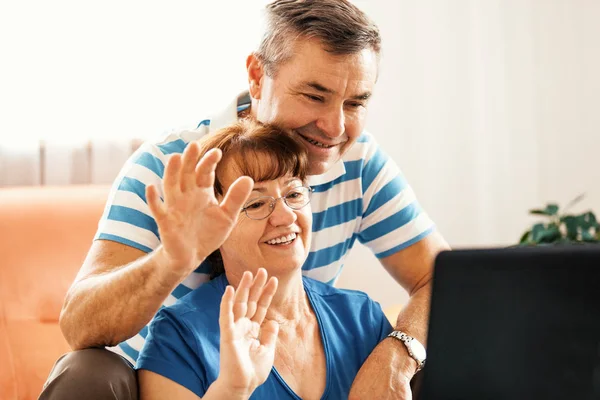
[146,143,253,278]
[349,337,417,400]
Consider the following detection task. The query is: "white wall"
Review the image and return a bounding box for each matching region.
[0,0,269,143]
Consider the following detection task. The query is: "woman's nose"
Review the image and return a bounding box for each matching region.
[268,198,297,226]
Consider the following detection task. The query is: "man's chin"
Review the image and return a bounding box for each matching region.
[307,161,331,176]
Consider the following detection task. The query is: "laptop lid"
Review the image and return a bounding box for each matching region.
[419,246,600,400]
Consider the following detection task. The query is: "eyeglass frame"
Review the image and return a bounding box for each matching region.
[241,185,314,220]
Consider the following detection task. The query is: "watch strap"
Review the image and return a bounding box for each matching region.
[387,330,426,372]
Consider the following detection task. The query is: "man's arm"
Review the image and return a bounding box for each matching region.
[383,230,449,345]
[349,231,450,399]
[60,145,253,350]
[59,240,188,350]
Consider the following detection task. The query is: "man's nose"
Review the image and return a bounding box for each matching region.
[315,106,345,139]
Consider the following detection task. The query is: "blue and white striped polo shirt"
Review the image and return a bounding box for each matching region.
[96,92,435,364]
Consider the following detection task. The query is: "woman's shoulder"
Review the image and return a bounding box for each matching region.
[302,276,374,307]
[161,275,228,322]
[302,277,391,340]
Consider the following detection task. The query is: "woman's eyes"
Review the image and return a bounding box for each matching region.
[246,201,266,210]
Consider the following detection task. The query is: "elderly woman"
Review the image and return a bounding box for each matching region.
[136,120,393,399]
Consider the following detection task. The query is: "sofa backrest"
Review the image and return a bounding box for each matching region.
[0,185,111,400]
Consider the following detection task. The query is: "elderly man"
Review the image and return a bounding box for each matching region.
[41,1,450,399]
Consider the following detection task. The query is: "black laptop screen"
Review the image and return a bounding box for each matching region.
[420,247,600,400]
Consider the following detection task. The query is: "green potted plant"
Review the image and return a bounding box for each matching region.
[519,194,599,245]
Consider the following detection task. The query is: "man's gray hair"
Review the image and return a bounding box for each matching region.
[256,0,381,75]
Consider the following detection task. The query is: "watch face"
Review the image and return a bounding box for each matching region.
[409,339,427,361]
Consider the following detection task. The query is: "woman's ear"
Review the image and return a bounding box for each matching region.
[246,53,264,100]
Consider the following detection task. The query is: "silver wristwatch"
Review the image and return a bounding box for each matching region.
[387,330,427,373]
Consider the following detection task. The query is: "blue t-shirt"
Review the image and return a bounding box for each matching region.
[137,274,393,399]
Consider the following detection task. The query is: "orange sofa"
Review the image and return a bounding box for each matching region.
[0,185,111,400]
[0,184,405,400]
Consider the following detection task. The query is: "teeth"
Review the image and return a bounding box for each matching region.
[305,137,332,148]
[267,233,297,245]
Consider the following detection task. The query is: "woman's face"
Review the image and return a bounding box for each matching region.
[218,168,312,277]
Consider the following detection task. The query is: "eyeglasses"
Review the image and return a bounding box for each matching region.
[242,185,313,220]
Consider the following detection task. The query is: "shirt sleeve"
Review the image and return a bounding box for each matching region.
[136,308,209,398]
[94,142,171,253]
[94,128,206,253]
[357,134,436,259]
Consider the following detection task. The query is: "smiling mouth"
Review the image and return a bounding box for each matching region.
[297,133,336,149]
[265,233,297,246]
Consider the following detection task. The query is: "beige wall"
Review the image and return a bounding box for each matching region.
[339,0,600,308]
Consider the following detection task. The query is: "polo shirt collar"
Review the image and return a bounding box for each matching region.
[306,160,346,186]
[208,91,251,132]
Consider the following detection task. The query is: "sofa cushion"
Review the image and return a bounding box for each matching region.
[0,302,17,400]
[0,185,110,323]
[0,185,111,400]
[4,320,71,400]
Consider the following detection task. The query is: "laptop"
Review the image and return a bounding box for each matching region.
[419,246,600,400]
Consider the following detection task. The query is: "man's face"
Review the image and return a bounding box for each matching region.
[248,38,378,175]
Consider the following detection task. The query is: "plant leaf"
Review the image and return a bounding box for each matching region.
[530,223,546,243]
[531,223,561,243]
[562,216,579,240]
[529,204,559,216]
[578,212,597,230]
[545,204,559,216]
[529,209,549,216]
[581,230,598,242]
[519,230,531,244]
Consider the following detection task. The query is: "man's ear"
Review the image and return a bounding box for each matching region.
[246,53,265,100]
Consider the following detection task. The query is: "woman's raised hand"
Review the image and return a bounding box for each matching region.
[217,269,279,397]
[145,143,253,277]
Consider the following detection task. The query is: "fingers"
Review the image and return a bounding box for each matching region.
[220,176,254,217]
[232,271,252,321]
[163,154,182,205]
[219,285,235,341]
[260,320,279,350]
[246,268,268,319]
[180,142,201,192]
[251,276,278,326]
[146,185,166,220]
[195,148,222,188]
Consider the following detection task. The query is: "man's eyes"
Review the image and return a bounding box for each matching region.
[303,93,324,102]
[346,102,365,108]
[302,93,365,108]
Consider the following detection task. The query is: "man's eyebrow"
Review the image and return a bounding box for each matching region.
[351,92,371,101]
[304,81,335,94]
[302,81,371,101]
